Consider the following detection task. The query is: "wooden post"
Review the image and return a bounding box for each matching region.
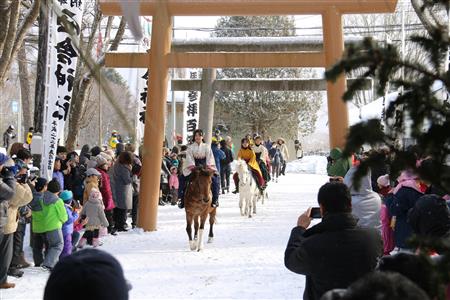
[137,2,173,231]
[198,68,216,143]
[322,8,349,149]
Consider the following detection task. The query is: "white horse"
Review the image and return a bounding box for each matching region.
[235,159,260,218]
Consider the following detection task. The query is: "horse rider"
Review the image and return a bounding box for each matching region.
[232,137,266,194]
[178,129,220,209]
[252,135,271,183]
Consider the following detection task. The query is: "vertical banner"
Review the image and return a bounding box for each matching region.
[183,70,200,144]
[41,0,84,180]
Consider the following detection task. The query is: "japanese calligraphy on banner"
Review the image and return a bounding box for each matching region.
[139,71,148,124]
[183,70,200,144]
[41,0,84,179]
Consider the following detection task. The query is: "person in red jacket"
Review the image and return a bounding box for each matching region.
[95,156,116,236]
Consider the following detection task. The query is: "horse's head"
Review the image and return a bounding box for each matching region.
[236,159,250,185]
[189,166,214,203]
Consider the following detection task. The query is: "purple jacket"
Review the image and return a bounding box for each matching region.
[52,171,64,191]
[62,204,78,236]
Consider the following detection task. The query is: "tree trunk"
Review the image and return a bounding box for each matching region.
[66,17,126,150]
[17,43,32,140]
[33,0,48,134]
[0,0,40,87]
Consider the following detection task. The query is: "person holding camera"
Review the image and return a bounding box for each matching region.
[284,182,382,300]
[0,153,17,289]
[4,172,33,278]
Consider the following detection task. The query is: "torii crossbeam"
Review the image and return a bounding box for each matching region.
[99,0,398,231]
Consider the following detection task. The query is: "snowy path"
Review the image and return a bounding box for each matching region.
[2,173,328,300]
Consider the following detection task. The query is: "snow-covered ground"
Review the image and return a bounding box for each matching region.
[2,171,328,300]
[286,156,327,175]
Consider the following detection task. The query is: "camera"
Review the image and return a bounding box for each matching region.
[309,207,322,219]
[16,173,28,184]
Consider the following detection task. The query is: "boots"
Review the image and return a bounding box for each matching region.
[7,268,24,278]
[0,282,15,289]
[211,199,219,208]
[12,253,31,269]
[178,198,184,209]
[232,186,239,194]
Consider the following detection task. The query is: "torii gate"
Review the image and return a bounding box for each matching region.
[99,0,398,231]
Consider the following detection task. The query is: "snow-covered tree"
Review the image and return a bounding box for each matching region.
[213,16,322,140]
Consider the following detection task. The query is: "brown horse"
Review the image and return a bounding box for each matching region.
[184,166,217,251]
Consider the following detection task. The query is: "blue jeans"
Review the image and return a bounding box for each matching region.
[43,229,63,268]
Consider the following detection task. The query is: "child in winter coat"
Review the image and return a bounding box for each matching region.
[83,168,101,204]
[59,190,79,258]
[377,175,394,255]
[78,189,109,248]
[31,179,68,270]
[169,166,179,205]
[96,156,116,235]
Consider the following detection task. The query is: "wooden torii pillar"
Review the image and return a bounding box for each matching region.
[99,0,398,231]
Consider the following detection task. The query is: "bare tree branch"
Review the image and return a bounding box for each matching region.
[0,0,40,86]
[0,1,20,83]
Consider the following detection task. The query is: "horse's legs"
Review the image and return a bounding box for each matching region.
[197,213,208,251]
[194,216,199,240]
[208,208,216,243]
[247,193,252,218]
[253,194,257,214]
[239,193,245,216]
[186,213,196,251]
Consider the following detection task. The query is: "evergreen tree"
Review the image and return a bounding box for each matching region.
[326,1,449,194]
[213,16,322,139]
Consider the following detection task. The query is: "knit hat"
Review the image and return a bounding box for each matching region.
[0,153,9,165]
[105,150,116,160]
[60,190,73,203]
[95,155,108,167]
[100,152,113,162]
[47,179,61,193]
[44,249,130,300]
[377,175,390,187]
[35,177,48,192]
[86,168,101,177]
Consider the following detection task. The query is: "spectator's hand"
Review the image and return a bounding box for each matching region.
[81,217,89,226]
[297,208,312,229]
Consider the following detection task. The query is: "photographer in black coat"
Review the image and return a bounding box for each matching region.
[0,153,16,289]
[284,182,382,300]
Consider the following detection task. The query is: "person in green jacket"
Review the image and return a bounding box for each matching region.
[31,179,68,270]
[327,147,352,178]
[29,178,47,267]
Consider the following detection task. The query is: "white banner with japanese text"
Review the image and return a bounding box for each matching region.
[182,70,200,144]
[41,0,84,179]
